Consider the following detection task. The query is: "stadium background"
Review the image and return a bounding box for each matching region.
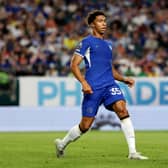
[0,0,168,131]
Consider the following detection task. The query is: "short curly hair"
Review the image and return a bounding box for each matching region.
[86,10,106,25]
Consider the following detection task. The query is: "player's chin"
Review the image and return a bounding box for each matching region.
[100,31,105,35]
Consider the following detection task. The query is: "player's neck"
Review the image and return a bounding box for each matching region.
[92,31,104,39]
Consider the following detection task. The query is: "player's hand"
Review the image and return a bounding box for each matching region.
[81,80,93,94]
[123,77,135,88]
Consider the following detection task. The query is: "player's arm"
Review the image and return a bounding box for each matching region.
[70,53,93,94]
[112,65,135,88]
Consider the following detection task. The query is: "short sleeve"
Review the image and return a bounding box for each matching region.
[74,39,90,58]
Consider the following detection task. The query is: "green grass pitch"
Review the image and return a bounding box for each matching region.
[0,131,167,168]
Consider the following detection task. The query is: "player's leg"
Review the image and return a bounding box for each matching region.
[79,116,95,133]
[112,100,136,153]
[104,84,148,159]
[55,89,103,158]
[112,100,148,160]
[55,90,101,158]
[55,116,94,158]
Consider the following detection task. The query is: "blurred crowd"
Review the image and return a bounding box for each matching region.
[0,0,168,77]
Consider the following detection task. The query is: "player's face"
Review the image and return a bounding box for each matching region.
[92,15,107,35]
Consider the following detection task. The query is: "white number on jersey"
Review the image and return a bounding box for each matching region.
[110,88,122,95]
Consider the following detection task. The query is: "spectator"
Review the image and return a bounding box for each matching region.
[0,0,167,77]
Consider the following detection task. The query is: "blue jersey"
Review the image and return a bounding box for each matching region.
[74,35,115,90]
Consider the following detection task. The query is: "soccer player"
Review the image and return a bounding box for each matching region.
[55,10,148,160]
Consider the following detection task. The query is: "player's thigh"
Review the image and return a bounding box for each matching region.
[104,84,125,109]
[82,90,103,117]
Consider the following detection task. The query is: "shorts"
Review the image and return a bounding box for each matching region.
[82,83,125,117]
